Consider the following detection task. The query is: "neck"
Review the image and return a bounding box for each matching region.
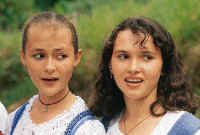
[37,88,75,112]
[30,89,76,124]
[123,89,158,119]
[124,99,152,120]
[39,88,70,104]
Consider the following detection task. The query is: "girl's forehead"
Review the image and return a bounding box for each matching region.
[115,30,147,46]
[113,30,160,53]
[117,30,145,40]
[25,25,73,51]
[27,24,72,41]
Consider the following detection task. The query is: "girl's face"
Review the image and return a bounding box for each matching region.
[20,25,81,97]
[111,29,163,102]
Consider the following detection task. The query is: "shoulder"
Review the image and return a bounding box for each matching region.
[0,102,8,133]
[0,101,8,119]
[105,115,121,134]
[0,102,7,112]
[168,111,200,135]
[75,119,106,135]
[7,102,27,124]
[70,96,106,135]
[107,113,122,128]
[5,103,27,134]
[5,96,34,134]
[7,96,33,122]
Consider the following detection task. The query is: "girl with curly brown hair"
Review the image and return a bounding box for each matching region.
[91,16,200,135]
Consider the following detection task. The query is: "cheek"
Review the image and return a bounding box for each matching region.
[27,67,41,82]
[26,63,40,75]
[111,59,127,74]
[146,62,162,80]
[58,62,74,76]
[112,65,122,79]
[112,64,127,84]
[25,60,44,80]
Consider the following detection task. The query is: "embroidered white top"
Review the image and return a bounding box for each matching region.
[107,111,200,135]
[0,101,8,134]
[5,95,105,135]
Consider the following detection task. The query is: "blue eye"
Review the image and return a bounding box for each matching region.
[33,54,44,59]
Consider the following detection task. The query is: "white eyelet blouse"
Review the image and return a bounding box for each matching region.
[106,111,200,135]
[5,95,105,135]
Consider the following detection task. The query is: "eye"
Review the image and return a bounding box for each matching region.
[144,55,153,61]
[118,54,129,60]
[56,54,67,60]
[32,53,44,59]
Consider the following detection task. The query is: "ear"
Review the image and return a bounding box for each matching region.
[20,49,27,67]
[73,49,82,67]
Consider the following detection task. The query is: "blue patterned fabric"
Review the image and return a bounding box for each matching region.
[168,112,200,135]
[10,102,29,135]
[65,110,94,135]
[10,102,94,135]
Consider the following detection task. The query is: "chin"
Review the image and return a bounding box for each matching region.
[39,89,61,97]
[124,92,143,100]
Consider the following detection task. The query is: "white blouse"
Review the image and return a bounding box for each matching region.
[107,111,200,135]
[0,101,8,134]
[5,95,105,135]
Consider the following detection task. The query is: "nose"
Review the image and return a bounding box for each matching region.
[45,57,56,74]
[128,58,141,74]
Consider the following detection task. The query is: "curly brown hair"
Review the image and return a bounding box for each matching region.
[90,16,198,119]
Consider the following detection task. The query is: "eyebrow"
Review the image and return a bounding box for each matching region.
[114,49,156,55]
[31,48,66,52]
[113,50,128,54]
[55,48,65,51]
[31,48,44,52]
[141,50,155,55]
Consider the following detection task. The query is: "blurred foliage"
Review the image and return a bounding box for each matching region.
[0,0,110,30]
[0,32,22,87]
[184,45,200,94]
[0,0,34,30]
[0,0,200,115]
[34,0,58,10]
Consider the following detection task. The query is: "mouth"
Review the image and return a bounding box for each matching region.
[125,78,143,83]
[41,78,59,81]
[124,77,144,88]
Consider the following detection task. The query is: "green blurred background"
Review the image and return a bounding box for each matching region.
[0,0,200,115]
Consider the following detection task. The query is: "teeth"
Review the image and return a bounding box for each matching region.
[126,79,143,83]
